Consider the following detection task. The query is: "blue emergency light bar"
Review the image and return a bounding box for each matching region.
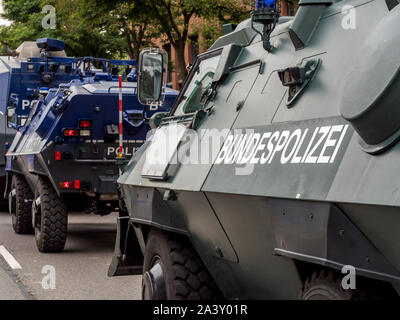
[254,0,277,10]
[251,0,280,51]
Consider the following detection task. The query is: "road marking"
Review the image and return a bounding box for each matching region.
[0,258,34,300]
[0,245,22,270]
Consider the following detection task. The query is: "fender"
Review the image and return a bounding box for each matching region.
[269,199,400,284]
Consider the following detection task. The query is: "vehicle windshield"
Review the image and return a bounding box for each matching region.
[174,54,221,116]
[22,99,41,128]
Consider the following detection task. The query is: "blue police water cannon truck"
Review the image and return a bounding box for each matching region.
[5,49,178,253]
[0,38,99,200]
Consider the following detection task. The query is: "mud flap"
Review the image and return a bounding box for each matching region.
[1,171,11,209]
[3,170,10,199]
[108,215,144,277]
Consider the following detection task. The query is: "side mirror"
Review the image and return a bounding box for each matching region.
[137,48,168,105]
[7,106,16,129]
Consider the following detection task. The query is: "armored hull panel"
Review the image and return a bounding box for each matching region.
[114,0,400,299]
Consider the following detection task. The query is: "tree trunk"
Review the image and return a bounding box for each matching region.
[124,30,135,60]
[133,46,141,61]
[175,41,188,84]
[129,23,147,61]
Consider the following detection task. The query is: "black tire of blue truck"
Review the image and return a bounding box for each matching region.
[33,177,68,253]
[10,174,34,234]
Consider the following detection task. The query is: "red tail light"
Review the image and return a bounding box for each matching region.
[79,120,92,128]
[74,180,80,190]
[62,181,70,189]
[55,151,61,161]
[59,180,80,189]
[63,129,80,137]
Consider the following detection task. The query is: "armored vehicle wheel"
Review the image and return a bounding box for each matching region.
[142,229,221,300]
[33,177,68,253]
[300,270,382,300]
[10,174,34,234]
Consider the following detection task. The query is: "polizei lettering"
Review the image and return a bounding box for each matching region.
[216,125,349,165]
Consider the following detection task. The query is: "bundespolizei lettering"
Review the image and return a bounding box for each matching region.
[216,125,349,166]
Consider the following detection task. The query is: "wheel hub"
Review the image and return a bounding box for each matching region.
[142,261,166,300]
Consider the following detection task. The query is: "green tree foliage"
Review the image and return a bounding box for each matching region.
[0,0,163,59]
[0,0,127,58]
[0,0,276,83]
[0,0,43,53]
[193,0,251,51]
[142,0,250,81]
[45,0,127,58]
[54,0,159,60]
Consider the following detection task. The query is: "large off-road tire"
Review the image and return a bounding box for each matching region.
[300,270,383,300]
[10,174,34,234]
[142,229,221,300]
[33,177,68,253]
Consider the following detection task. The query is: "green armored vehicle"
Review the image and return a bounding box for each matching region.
[109,0,400,299]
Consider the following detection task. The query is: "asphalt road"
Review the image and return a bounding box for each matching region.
[0,211,142,300]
